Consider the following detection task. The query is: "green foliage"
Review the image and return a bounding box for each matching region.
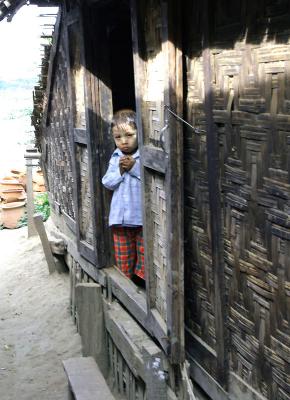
[34,192,50,221]
[16,212,28,228]
[0,223,4,230]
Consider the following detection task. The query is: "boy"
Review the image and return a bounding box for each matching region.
[102,109,144,282]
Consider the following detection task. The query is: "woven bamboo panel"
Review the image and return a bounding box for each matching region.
[147,101,164,148]
[184,0,290,397]
[184,52,217,354]
[76,144,94,246]
[45,35,75,219]
[67,20,86,130]
[150,172,167,322]
[143,0,164,104]
[141,0,168,323]
[221,40,290,398]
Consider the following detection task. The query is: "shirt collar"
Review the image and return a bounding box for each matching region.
[113,148,139,158]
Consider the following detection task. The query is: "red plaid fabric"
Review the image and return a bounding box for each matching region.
[112,226,145,280]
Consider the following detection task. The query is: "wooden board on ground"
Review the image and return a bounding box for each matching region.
[33,213,56,274]
[62,357,115,400]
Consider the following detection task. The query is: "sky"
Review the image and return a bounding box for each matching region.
[0,5,58,175]
[0,5,58,81]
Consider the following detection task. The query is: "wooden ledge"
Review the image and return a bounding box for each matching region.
[63,357,115,400]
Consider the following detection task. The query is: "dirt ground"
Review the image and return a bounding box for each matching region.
[0,225,82,400]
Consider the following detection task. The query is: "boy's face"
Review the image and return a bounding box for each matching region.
[112,125,138,154]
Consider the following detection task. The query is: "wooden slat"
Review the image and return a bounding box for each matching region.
[83,5,115,268]
[131,0,184,364]
[75,283,108,377]
[74,128,87,144]
[42,9,62,127]
[62,357,115,400]
[65,4,98,266]
[66,237,107,286]
[106,267,169,354]
[106,267,147,326]
[188,356,228,400]
[33,213,56,274]
[163,0,184,364]
[142,145,168,173]
[79,241,96,265]
[82,5,110,268]
[64,8,83,260]
[62,210,77,234]
[201,0,228,386]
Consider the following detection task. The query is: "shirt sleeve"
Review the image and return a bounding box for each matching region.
[128,158,141,180]
[102,157,124,190]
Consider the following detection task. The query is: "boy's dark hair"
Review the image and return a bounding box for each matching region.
[111,109,137,130]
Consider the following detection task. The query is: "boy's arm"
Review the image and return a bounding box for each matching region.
[102,158,124,190]
[127,158,141,180]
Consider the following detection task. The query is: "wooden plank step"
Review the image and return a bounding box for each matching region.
[63,357,115,400]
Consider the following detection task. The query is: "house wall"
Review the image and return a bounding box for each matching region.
[44,26,75,221]
[184,1,290,399]
[41,1,290,399]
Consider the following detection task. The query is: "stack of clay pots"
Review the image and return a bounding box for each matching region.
[0,171,27,229]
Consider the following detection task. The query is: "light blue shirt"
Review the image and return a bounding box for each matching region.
[102,148,142,227]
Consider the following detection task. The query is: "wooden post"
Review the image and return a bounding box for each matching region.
[75,283,109,378]
[202,0,228,388]
[142,347,168,400]
[25,158,36,237]
[24,148,41,238]
[33,213,56,274]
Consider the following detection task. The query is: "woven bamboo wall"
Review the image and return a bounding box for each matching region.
[142,0,168,323]
[184,1,290,398]
[67,16,94,249]
[76,144,94,245]
[45,33,75,220]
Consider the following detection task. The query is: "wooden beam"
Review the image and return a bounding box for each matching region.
[142,145,168,174]
[164,0,185,364]
[82,5,112,268]
[74,128,87,144]
[202,0,228,387]
[62,357,115,400]
[33,213,56,274]
[75,283,109,378]
[106,267,169,354]
[188,356,228,400]
[43,9,62,127]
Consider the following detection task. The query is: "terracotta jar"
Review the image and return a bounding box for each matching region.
[1,189,26,203]
[33,183,46,192]
[0,179,23,193]
[33,170,45,186]
[18,173,27,190]
[0,201,26,229]
[10,169,22,176]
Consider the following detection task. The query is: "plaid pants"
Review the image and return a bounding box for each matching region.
[112,226,145,280]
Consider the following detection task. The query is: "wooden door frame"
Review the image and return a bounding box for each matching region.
[131,0,184,363]
[64,3,98,265]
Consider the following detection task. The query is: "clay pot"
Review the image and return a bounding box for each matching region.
[0,179,23,193]
[33,170,44,186]
[10,169,23,175]
[18,173,27,190]
[33,183,46,192]
[1,189,26,203]
[0,201,26,229]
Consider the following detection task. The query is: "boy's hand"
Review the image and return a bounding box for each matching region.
[119,156,136,174]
